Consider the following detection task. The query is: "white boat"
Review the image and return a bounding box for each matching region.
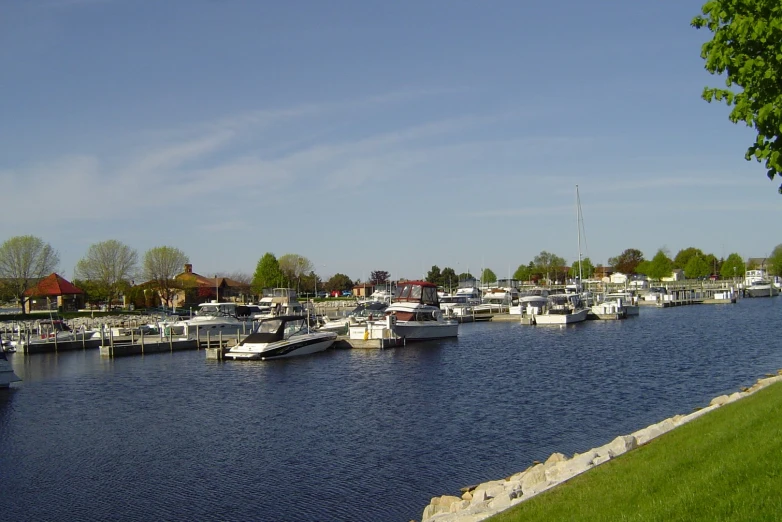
[357,287,394,304]
[743,270,780,297]
[605,291,639,316]
[533,294,589,325]
[173,301,255,337]
[225,315,337,360]
[509,293,549,316]
[9,319,78,349]
[589,299,626,320]
[318,302,388,335]
[254,288,312,319]
[350,281,458,341]
[0,349,21,388]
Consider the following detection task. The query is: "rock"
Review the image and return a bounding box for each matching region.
[633,418,677,445]
[461,491,473,501]
[710,394,730,407]
[545,452,567,465]
[520,464,548,496]
[422,495,462,521]
[592,454,611,466]
[545,451,598,484]
[488,491,513,510]
[450,499,471,513]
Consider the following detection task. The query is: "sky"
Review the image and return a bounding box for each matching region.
[2,0,780,284]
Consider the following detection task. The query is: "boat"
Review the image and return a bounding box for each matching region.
[509,292,549,316]
[0,349,21,388]
[533,294,589,325]
[349,281,458,341]
[604,291,639,316]
[9,319,78,349]
[318,301,388,335]
[589,298,626,320]
[743,270,780,297]
[357,287,394,304]
[173,301,255,337]
[224,315,337,360]
[254,288,312,319]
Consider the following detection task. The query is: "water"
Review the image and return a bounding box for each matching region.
[2,299,782,521]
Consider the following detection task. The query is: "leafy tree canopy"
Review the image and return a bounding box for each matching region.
[252,253,285,295]
[684,255,711,279]
[324,273,353,292]
[457,272,474,281]
[74,240,138,308]
[673,247,705,269]
[0,235,60,314]
[440,267,458,291]
[513,264,531,281]
[569,257,595,279]
[608,248,645,274]
[646,249,674,280]
[534,251,566,283]
[720,252,746,279]
[142,246,188,307]
[278,254,313,290]
[767,244,782,275]
[370,270,390,284]
[693,2,782,191]
[425,265,442,286]
[480,268,497,284]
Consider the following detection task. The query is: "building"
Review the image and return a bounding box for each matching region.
[171,264,251,306]
[23,273,85,313]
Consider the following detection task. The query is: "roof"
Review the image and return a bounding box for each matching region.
[397,280,437,288]
[24,273,84,297]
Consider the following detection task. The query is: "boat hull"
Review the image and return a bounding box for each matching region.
[533,308,589,325]
[349,321,459,341]
[744,286,780,298]
[0,350,21,388]
[225,333,337,360]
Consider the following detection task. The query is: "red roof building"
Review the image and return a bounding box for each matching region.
[24,273,85,313]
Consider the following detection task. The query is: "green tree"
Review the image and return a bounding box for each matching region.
[324,273,353,293]
[278,254,314,292]
[513,264,531,282]
[457,272,474,281]
[425,265,443,286]
[673,247,705,269]
[480,268,497,284]
[569,257,595,279]
[252,253,285,295]
[635,260,652,276]
[693,3,782,192]
[720,252,746,279]
[142,246,188,308]
[534,251,565,284]
[608,248,645,275]
[767,244,782,276]
[646,249,674,280]
[441,267,458,292]
[0,235,60,314]
[370,270,390,284]
[74,239,138,309]
[684,255,711,279]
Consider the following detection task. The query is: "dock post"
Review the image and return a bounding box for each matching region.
[219,331,223,351]
[140,330,144,354]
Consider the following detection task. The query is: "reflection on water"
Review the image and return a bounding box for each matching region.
[2,298,782,521]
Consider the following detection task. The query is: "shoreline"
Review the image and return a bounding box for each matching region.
[419,369,782,522]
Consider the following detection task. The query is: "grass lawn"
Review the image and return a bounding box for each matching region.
[490,380,782,522]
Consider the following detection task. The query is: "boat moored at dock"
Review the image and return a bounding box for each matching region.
[225,315,337,360]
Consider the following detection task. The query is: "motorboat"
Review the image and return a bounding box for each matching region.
[604,291,639,316]
[743,270,780,297]
[350,281,458,341]
[532,294,589,325]
[225,315,337,360]
[174,301,255,337]
[319,301,388,335]
[589,298,626,320]
[0,349,21,388]
[9,319,78,349]
[357,287,394,304]
[254,288,312,319]
[509,293,549,316]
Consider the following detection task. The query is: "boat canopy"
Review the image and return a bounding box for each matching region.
[239,315,308,344]
[394,281,439,306]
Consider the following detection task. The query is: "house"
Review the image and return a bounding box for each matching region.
[609,272,629,285]
[661,269,685,282]
[23,273,85,313]
[172,264,251,306]
[352,284,374,298]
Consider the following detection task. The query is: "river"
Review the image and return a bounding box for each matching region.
[2,298,781,521]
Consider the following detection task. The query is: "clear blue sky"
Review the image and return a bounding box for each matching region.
[2,0,779,283]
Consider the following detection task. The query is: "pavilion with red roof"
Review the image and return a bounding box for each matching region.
[23,273,85,313]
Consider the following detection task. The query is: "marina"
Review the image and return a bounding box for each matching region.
[2,297,782,521]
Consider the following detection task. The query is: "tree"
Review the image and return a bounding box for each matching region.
[767,244,782,276]
[252,253,285,295]
[142,246,188,308]
[325,273,353,293]
[74,240,137,309]
[278,254,313,292]
[441,267,458,292]
[457,272,474,281]
[720,252,746,279]
[693,3,782,192]
[673,247,705,269]
[370,270,390,284]
[608,248,645,275]
[480,268,497,284]
[635,260,652,276]
[513,264,531,282]
[684,255,711,279]
[0,235,60,314]
[534,251,565,284]
[569,257,595,279]
[425,265,443,286]
[646,249,674,280]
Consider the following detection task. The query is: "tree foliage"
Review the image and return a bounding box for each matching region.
[569,257,595,279]
[608,248,645,275]
[0,235,60,314]
[767,244,782,275]
[720,252,746,279]
[692,2,782,191]
[278,254,313,292]
[480,268,497,284]
[457,272,474,281]
[673,247,705,269]
[425,265,442,286]
[513,264,531,282]
[440,267,458,291]
[252,253,285,295]
[74,240,138,308]
[142,246,188,307]
[684,255,711,279]
[324,273,353,293]
[646,249,674,280]
[534,251,565,284]
[370,270,390,284]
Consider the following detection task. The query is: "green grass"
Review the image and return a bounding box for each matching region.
[490,381,782,522]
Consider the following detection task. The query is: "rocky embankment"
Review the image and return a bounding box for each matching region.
[419,371,782,522]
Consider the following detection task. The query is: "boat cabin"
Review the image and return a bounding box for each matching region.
[394,281,439,306]
[239,316,309,345]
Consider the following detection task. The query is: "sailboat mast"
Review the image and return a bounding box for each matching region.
[576,185,583,283]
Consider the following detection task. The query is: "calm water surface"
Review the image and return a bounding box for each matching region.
[2,299,782,521]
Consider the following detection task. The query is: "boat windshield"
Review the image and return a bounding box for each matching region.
[196,304,234,317]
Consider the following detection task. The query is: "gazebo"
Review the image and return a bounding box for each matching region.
[24,273,85,313]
